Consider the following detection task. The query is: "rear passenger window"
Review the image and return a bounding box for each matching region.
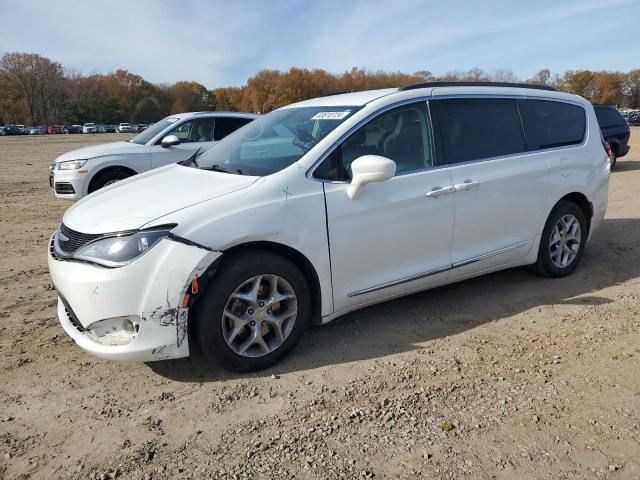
[433,99,526,164]
[214,117,253,140]
[522,100,585,150]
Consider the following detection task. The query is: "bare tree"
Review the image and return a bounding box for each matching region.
[491,69,518,83]
[622,70,640,108]
[528,69,551,85]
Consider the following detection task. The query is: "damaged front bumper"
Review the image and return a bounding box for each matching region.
[48,235,220,361]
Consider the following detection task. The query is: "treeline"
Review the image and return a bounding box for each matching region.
[1,51,639,125]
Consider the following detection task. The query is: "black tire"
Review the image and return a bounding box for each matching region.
[534,200,587,278]
[193,250,311,372]
[89,170,132,192]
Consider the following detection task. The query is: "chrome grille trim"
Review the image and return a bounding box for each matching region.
[57,223,102,255]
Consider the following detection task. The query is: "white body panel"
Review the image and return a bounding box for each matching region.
[49,85,609,362]
[324,168,454,313]
[447,153,549,275]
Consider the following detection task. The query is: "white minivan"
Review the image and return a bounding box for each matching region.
[50,112,258,200]
[48,83,610,372]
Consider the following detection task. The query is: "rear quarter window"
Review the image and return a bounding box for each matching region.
[521,99,586,150]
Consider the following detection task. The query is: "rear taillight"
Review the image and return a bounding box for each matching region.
[603,141,613,158]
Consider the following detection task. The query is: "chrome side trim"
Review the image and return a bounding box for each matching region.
[347,265,450,297]
[451,241,528,268]
[346,240,528,297]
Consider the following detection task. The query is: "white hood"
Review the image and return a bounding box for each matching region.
[62,164,259,233]
[55,141,144,162]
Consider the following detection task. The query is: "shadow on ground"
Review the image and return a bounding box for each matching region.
[613,158,640,172]
[149,218,640,382]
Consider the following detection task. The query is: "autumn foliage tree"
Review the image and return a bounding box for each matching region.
[169,81,211,114]
[1,51,639,125]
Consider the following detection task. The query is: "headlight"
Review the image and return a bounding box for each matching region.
[58,159,87,170]
[72,228,171,267]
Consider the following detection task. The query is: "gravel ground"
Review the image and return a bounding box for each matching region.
[1,131,639,480]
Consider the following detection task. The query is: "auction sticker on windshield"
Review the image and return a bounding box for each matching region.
[311,111,352,120]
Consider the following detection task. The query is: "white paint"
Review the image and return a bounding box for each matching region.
[49,85,609,363]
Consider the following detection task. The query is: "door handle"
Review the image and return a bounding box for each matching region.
[453,180,481,191]
[425,186,455,198]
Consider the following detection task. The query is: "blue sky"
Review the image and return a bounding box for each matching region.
[1,0,638,88]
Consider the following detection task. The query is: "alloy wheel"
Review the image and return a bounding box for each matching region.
[549,214,581,269]
[221,274,297,357]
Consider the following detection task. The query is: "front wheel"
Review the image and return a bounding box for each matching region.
[193,251,311,372]
[89,170,132,192]
[534,200,587,278]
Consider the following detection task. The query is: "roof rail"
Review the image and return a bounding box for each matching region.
[399,81,557,92]
[316,90,350,98]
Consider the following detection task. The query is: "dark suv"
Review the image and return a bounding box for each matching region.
[594,105,630,169]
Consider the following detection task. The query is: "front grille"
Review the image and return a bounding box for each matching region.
[54,183,75,195]
[59,295,85,332]
[57,223,101,254]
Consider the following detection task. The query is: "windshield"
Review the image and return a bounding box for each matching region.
[130,117,179,145]
[194,106,359,176]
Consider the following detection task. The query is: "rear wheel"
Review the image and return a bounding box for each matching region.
[89,170,132,192]
[534,200,587,278]
[193,251,311,372]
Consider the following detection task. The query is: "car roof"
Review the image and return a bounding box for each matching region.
[283,89,397,108]
[170,111,260,119]
[279,84,585,109]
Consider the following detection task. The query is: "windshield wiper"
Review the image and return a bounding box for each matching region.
[178,148,203,168]
[207,164,233,174]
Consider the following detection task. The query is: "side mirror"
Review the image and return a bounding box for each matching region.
[161,135,180,148]
[348,155,396,199]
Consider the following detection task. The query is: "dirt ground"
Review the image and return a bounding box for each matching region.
[0,130,639,480]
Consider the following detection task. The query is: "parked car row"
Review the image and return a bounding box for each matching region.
[82,122,150,134]
[0,123,152,135]
[0,124,27,135]
[47,84,612,372]
[0,124,76,135]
